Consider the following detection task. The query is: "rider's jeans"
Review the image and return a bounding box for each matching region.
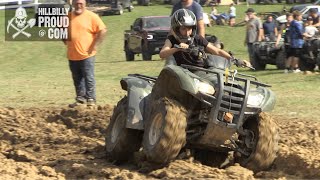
[69,56,96,101]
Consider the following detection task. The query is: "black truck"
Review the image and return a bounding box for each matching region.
[124,16,170,61]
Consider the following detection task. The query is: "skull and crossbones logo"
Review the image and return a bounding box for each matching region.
[7,7,36,39]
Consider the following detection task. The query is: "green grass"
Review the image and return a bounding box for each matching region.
[1,4,320,120]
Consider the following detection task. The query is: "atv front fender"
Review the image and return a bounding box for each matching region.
[120,76,152,130]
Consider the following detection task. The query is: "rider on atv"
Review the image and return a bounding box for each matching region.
[160,9,247,68]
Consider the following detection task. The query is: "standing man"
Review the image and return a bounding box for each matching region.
[244,8,263,63]
[65,0,107,107]
[262,15,278,41]
[171,0,205,37]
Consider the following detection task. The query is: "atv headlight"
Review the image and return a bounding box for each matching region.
[247,91,264,107]
[147,34,153,40]
[194,79,215,95]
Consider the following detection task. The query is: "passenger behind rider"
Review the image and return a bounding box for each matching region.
[160,9,233,67]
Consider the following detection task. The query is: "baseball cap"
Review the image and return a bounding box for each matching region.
[307,16,313,21]
[245,8,255,13]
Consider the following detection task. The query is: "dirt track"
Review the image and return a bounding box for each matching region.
[0,105,319,179]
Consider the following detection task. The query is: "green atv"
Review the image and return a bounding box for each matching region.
[105,45,279,172]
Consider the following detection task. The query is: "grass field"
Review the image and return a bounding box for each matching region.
[0,3,319,120]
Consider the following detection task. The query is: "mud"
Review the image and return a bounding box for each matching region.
[0,106,319,179]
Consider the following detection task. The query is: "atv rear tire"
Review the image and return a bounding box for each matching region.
[193,149,229,168]
[105,97,142,162]
[275,49,286,69]
[251,53,266,70]
[143,97,187,164]
[125,43,134,61]
[235,113,279,172]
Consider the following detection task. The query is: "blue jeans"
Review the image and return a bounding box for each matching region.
[69,56,96,102]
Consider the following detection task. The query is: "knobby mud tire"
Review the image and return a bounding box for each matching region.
[105,97,142,162]
[236,112,279,172]
[143,97,187,164]
[276,49,286,69]
[251,53,266,70]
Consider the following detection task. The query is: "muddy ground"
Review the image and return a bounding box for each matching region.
[0,105,319,179]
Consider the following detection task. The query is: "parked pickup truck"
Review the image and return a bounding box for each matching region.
[276,5,320,23]
[124,16,170,61]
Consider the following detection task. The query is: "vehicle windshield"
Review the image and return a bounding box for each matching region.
[143,17,170,28]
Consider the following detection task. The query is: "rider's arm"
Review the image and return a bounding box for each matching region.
[159,39,179,59]
[206,43,231,60]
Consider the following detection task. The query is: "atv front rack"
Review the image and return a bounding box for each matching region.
[181,64,271,129]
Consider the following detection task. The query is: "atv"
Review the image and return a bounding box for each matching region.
[251,39,286,70]
[299,37,320,71]
[105,45,279,172]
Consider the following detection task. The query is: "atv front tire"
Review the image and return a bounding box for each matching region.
[235,113,279,172]
[251,53,266,70]
[275,49,286,69]
[105,97,142,162]
[143,97,187,164]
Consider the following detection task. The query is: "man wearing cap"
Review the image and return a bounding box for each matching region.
[171,0,205,37]
[244,8,263,63]
[309,8,320,27]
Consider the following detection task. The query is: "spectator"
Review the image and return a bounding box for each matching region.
[244,8,263,63]
[287,10,304,73]
[262,15,278,41]
[210,5,219,21]
[171,0,205,37]
[64,0,107,107]
[228,3,236,26]
[304,16,319,58]
[308,8,320,27]
[305,16,319,38]
[160,9,232,67]
[275,13,294,73]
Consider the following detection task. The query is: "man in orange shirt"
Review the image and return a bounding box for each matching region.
[65,0,107,107]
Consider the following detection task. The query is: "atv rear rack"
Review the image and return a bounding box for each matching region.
[128,73,157,82]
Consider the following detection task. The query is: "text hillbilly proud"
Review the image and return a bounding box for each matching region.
[37,6,70,39]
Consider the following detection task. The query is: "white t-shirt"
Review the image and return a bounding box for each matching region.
[229,6,236,17]
[305,26,318,37]
[203,13,210,25]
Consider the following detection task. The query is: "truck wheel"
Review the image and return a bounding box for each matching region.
[125,44,134,61]
[105,97,142,162]
[143,97,187,164]
[251,53,266,70]
[193,149,229,168]
[142,51,152,61]
[235,113,279,172]
[275,49,286,69]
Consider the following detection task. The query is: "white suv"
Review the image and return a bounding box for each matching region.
[276,5,320,23]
